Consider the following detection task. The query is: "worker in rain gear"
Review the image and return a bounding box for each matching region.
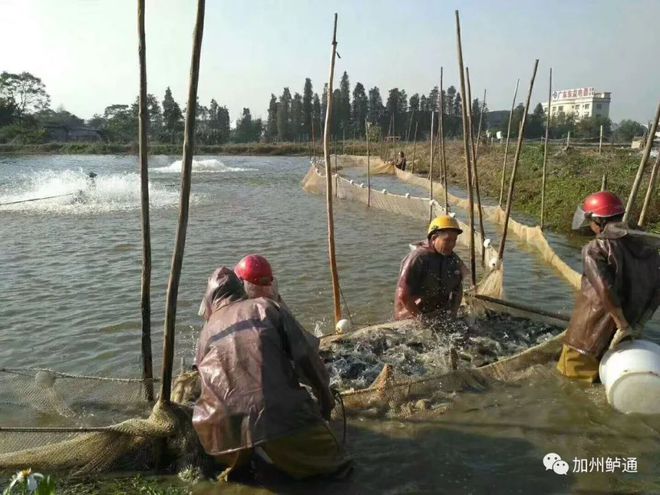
[557,191,660,382]
[395,215,467,320]
[193,267,351,480]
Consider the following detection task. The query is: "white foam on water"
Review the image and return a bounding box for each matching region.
[153,158,252,174]
[0,169,184,214]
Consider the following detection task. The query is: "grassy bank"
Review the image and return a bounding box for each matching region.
[382,140,658,235]
[0,141,370,156]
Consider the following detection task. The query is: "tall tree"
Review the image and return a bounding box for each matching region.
[338,71,351,136]
[525,102,545,139]
[351,82,368,138]
[235,107,260,142]
[277,87,292,141]
[208,99,230,144]
[290,92,304,141]
[367,86,385,129]
[161,87,183,143]
[427,86,439,112]
[302,78,313,140]
[312,93,321,141]
[409,93,420,113]
[445,86,457,116]
[265,94,278,142]
[0,71,50,117]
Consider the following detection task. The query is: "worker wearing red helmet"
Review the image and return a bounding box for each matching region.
[558,191,660,381]
[194,267,351,480]
[234,254,281,301]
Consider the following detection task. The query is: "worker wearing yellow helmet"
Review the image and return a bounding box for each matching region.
[394,215,468,320]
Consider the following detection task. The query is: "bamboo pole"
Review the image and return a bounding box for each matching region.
[366,119,371,207]
[638,151,659,228]
[497,59,539,262]
[407,110,415,141]
[455,10,476,286]
[334,139,338,197]
[599,124,604,154]
[465,67,486,265]
[540,68,552,230]
[323,13,342,325]
[429,111,435,221]
[475,89,486,160]
[623,101,660,224]
[499,79,520,207]
[311,120,316,160]
[566,131,571,149]
[411,121,418,174]
[137,0,153,402]
[160,0,205,404]
[439,66,449,213]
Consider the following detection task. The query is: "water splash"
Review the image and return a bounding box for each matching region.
[0,169,181,214]
[153,158,253,174]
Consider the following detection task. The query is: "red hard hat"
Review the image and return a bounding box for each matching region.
[234,255,274,286]
[582,191,625,218]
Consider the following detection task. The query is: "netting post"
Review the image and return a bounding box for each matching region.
[465,67,486,266]
[323,13,342,326]
[499,79,519,208]
[623,101,660,224]
[366,119,371,207]
[411,121,418,174]
[439,66,449,213]
[160,0,205,403]
[541,68,552,230]
[429,111,435,222]
[455,11,476,286]
[638,150,660,228]
[137,0,154,402]
[498,59,539,262]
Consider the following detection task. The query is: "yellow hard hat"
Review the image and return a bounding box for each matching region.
[428,215,463,236]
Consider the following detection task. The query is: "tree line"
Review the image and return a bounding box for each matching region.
[0,70,647,145]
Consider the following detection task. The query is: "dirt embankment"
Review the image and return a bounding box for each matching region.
[386,140,658,234]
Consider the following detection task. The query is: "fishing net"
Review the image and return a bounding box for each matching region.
[0,369,209,476]
[326,296,567,417]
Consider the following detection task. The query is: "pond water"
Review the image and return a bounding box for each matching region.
[1,154,658,493]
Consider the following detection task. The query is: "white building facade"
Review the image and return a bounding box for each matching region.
[542,87,611,120]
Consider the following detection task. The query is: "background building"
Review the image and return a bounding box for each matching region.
[542,87,611,120]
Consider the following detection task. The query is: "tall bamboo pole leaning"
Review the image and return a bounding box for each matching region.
[455,11,476,286]
[497,59,539,262]
[137,0,153,402]
[540,67,552,230]
[323,13,342,325]
[638,150,660,228]
[623,101,660,224]
[160,0,205,404]
[406,110,415,141]
[498,79,520,207]
[411,121,418,173]
[465,67,486,265]
[599,124,604,154]
[439,66,449,213]
[366,119,371,207]
[429,111,435,222]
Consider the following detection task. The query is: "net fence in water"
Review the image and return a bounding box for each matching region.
[336,154,582,290]
[302,164,504,300]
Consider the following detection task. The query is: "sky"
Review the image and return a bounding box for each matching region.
[1,0,659,124]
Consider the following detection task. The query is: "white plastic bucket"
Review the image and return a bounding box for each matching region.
[599,340,660,415]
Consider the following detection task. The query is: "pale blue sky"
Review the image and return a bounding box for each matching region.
[1,0,658,123]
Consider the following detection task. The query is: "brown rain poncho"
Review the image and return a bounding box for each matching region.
[394,240,466,320]
[193,267,332,456]
[564,223,660,358]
